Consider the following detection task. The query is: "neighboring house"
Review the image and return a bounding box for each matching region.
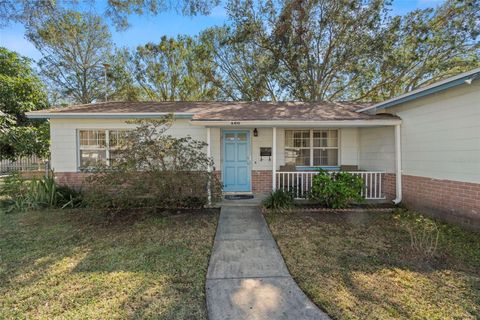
[27,68,480,228]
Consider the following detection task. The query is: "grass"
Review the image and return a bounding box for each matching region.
[266,209,480,320]
[0,208,219,319]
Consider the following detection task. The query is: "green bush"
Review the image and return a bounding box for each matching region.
[263,189,294,212]
[83,117,222,215]
[309,169,364,209]
[0,171,82,213]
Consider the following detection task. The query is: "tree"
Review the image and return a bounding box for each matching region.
[128,35,219,101]
[200,27,282,100]
[0,0,220,30]
[0,47,49,160]
[225,0,479,101]
[355,0,480,101]
[107,48,147,102]
[26,11,113,104]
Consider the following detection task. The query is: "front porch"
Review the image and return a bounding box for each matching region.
[202,120,402,202]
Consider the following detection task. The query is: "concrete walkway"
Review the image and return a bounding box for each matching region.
[205,202,330,320]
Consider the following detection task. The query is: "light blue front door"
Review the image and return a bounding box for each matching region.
[223,130,251,192]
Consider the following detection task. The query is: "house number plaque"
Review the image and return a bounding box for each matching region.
[230,121,241,125]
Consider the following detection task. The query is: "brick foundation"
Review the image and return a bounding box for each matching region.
[213,170,272,194]
[251,170,273,194]
[384,173,397,201]
[402,175,480,230]
[55,172,92,190]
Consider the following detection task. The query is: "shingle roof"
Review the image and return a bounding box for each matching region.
[27,101,398,121]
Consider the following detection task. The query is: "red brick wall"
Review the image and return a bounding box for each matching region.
[384,173,396,201]
[252,170,273,194]
[213,170,272,194]
[55,172,92,190]
[402,175,480,229]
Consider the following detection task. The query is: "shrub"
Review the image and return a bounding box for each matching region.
[396,211,440,258]
[84,117,222,215]
[263,189,294,212]
[0,171,82,213]
[309,169,364,208]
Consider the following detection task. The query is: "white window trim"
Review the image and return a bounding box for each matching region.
[77,129,128,171]
[284,129,341,167]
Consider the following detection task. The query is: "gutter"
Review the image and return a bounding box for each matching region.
[393,124,402,205]
[26,112,195,119]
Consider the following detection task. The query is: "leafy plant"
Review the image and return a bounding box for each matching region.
[396,211,441,258]
[84,117,222,215]
[263,189,294,212]
[309,169,364,209]
[0,171,82,213]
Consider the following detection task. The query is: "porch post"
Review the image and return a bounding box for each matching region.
[393,124,402,204]
[272,127,277,190]
[206,127,212,205]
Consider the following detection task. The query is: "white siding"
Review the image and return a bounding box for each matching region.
[49,118,207,172]
[386,83,480,183]
[358,126,395,173]
[340,128,359,166]
[210,128,221,170]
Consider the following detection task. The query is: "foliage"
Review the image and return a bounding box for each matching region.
[200,26,281,100]
[84,116,222,214]
[26,10,113,104]
[0,171,82,213]
[113,35,219,101]
[0,47,50,160]
[263,189,294,212]
[356,0,480,101]
[0,47,48,123]
[224,0,479,101]
[395,210,440,258]
[0,121,50,160]
[309,169,364,208]
[107,48,147,102]
[0,0,220,30]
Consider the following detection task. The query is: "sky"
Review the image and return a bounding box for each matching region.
[0,0,444,62]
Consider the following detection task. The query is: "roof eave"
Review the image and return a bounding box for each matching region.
[26,112,195,119]
[357,68,480,113]
[190,119,401,127]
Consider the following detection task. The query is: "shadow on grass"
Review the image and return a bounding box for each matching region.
[0,208,219,319]
[267,210,480,319]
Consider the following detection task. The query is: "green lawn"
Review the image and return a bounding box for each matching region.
[266,210,480,320]
[0,208,218,319]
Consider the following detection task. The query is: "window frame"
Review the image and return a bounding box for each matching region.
[77,129,129,171]
[284,129,340,168]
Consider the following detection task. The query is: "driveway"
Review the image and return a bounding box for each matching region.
[205,203,330,320]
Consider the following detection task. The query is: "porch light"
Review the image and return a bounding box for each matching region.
[253,128,258,137]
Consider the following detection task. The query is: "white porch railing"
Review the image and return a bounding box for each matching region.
[276,171,386,200]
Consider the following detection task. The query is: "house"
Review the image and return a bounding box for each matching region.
[27,68,480,228]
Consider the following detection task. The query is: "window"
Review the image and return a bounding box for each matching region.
[285,130,338,166]
[78,129,128,170]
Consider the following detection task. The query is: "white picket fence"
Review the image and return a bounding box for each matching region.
[276,171,386,200]
[0,156,47,174]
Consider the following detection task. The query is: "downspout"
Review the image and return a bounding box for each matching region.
[393,124,402,204]
[207,127,212,206]
[272,127,277,191]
